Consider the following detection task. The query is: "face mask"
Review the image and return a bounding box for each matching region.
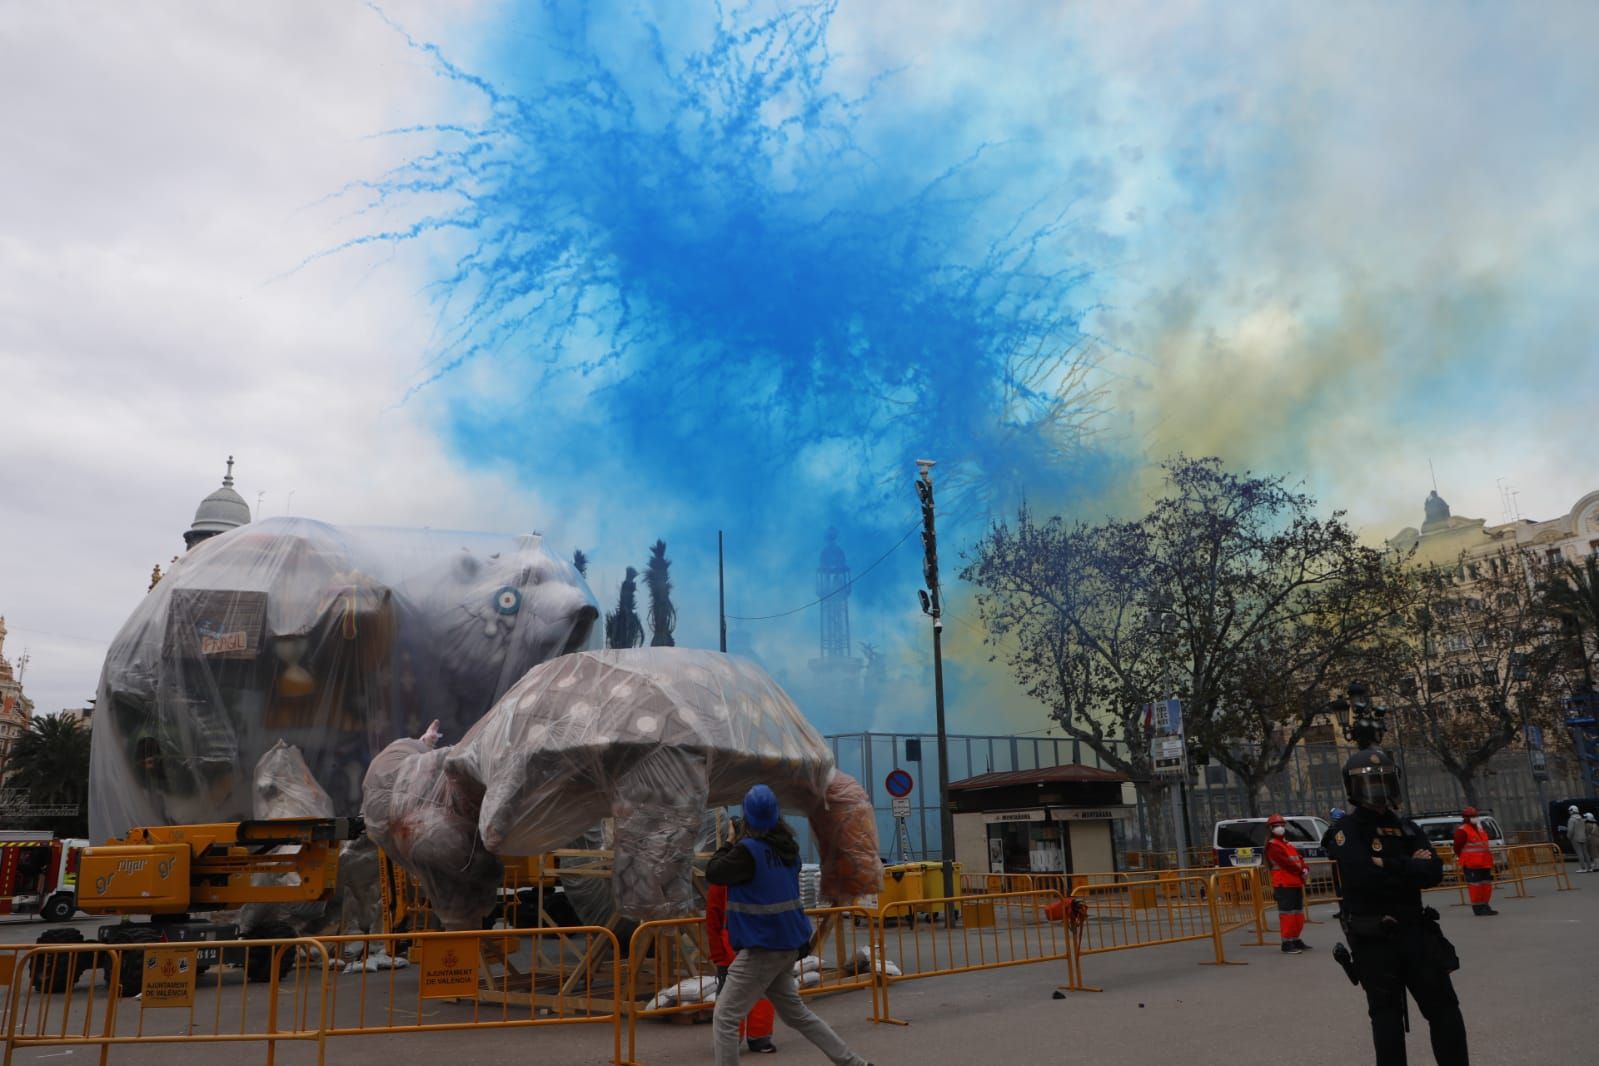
[1271,826,1286,837]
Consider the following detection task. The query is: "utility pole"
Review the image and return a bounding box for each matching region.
[915,460,957,911]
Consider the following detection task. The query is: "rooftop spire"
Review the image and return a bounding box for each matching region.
[223,455,236,488]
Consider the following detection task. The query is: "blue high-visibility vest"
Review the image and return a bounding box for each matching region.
[726,838,813,952]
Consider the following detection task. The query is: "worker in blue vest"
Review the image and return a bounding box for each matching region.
[707,785,874,1066]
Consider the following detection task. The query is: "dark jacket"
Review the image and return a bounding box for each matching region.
[706,821,800,886]
[1325,805,1442,918]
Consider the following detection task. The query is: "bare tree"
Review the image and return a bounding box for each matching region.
[964,457,1403,826]
[963,508,1176,845]
[1387,549,1569,806]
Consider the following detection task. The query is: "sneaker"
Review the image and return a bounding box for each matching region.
[748,1039,777,1054]
[1294,940,1313,951]
[1281,942,1302,954]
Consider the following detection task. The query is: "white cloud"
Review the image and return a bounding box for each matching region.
[0,1,521,718]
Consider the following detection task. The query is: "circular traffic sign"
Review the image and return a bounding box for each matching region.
[884,769,915,798]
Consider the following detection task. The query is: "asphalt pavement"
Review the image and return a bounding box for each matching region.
[2,875,1594,1064]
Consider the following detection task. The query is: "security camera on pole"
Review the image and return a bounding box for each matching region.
[915,460,958,916]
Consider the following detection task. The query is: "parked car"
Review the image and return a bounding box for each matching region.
[1548,798,1599,859]
[1213,816,1329,868]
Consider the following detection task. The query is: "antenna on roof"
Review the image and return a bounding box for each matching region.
[1428,459,1438,493]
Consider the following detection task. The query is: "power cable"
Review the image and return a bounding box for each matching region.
[726,525,921,622]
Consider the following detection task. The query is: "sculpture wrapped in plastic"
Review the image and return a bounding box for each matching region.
[364,648,881,923]
[88,517,600,841]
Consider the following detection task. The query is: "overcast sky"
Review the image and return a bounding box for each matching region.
[3,1,1596,735]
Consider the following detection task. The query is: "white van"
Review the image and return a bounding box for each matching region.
[1213,816,1330,868]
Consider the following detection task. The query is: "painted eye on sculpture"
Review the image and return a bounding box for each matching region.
[493,586,522,616]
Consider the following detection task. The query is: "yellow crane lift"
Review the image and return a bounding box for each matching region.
[32,816,362,997]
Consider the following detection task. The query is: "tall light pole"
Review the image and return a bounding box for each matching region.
[915,460,957,907]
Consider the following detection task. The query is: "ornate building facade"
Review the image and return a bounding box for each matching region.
[0,617,35,778]
[1388,489,1599,569]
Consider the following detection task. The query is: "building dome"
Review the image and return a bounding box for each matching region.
[184,457,251,549]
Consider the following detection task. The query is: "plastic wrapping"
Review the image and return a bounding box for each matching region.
[89,517,600,841]
[361,734,502,931]
[448,649,837,918]
[238,740,338,935]
[803,771,883,903]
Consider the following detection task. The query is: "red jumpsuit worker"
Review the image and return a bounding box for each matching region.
[1452,806,1498,916]
[706,881,777,1053]
[1264,813,1311,954]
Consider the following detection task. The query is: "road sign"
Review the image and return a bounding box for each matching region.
[1151,736,1185,777]
[885,769,915,798]
[891,795,912,817]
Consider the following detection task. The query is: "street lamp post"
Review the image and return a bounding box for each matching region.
[915,461,958,911]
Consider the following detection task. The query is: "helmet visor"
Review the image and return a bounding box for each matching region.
[1346,765,1402,809]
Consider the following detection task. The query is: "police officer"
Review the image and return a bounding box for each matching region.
[1326,747,1469,1065]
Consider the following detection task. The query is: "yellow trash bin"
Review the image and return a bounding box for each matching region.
[879,864,921,920]
[919,861,962,904]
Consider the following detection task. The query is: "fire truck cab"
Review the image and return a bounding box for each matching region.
[0,831,86,922]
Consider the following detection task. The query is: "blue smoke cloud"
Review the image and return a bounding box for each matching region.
[328,1,1119,732]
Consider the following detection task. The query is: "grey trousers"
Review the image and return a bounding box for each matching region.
[713,948,867,1066]
[1576,838,1593,870]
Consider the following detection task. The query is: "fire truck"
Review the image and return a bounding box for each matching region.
[0,830,87,922]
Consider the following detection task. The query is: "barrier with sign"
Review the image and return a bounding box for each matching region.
[4,937,331,1065]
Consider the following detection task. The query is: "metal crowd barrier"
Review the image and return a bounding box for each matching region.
[1505,843,1573,892]
[1066,872,1246,991]
[621,905,875,1064]
[874,890,1071,1026]
[318,925,621,1057]
[4,936,331,1065]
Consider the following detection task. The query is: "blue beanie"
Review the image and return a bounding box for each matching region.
[743,784,780,831]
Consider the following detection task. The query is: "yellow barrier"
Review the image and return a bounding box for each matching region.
[4,936,331,1065]
[874,890,1072,1026]
[622,905,875,1064]
[1506,843,1573,892]
[1067,873,1246,991]
[317,925,621,1060]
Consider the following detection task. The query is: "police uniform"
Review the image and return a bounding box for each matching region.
[1328,750,1469,1066]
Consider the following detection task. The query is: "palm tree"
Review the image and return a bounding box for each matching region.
[605,567,645,649]
[645,540,676,647]
[4,715,90,837]
[572,549,589,577]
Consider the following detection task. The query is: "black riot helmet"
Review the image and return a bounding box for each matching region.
[1343,747,1402,812]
